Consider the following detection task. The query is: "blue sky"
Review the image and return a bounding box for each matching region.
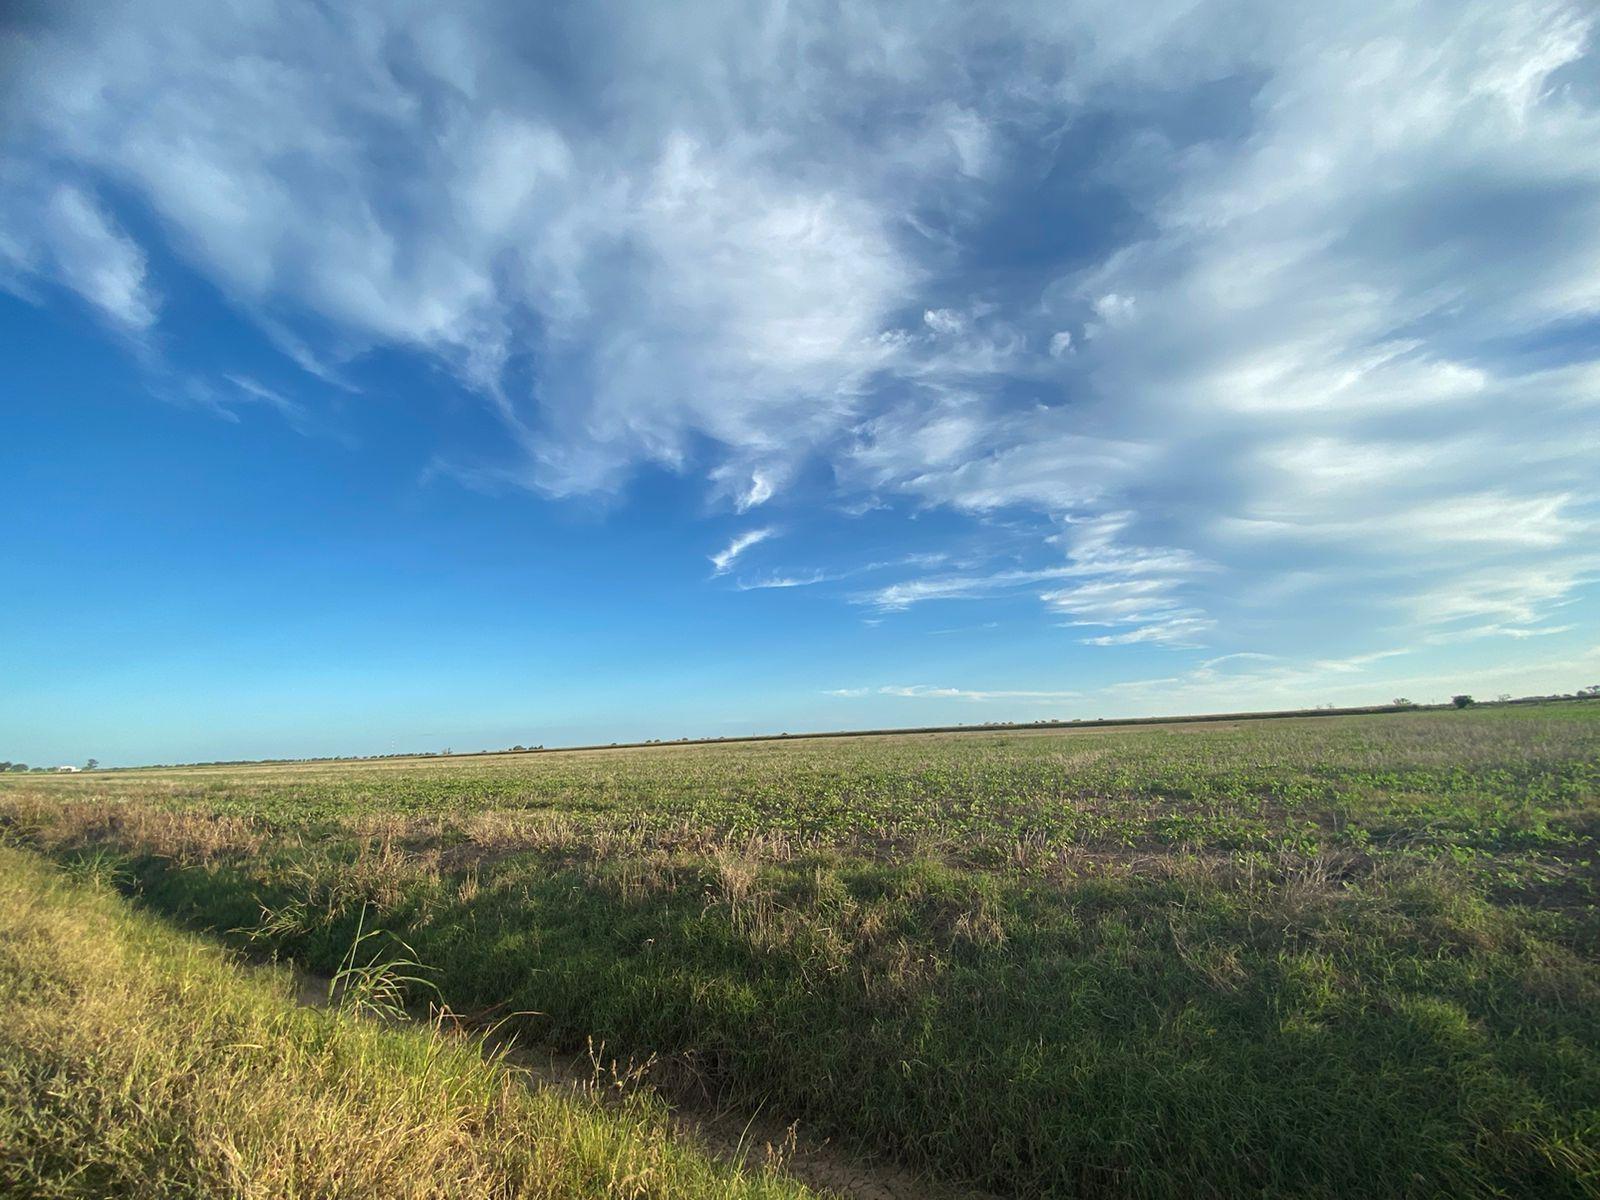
[3,1,1598,766]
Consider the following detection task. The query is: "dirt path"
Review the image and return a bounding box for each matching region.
[289,968,994,1200]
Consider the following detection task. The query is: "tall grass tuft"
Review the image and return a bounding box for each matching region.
[328,901,437,1020]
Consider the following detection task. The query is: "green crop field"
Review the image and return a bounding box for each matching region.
[3,702,1598,1197]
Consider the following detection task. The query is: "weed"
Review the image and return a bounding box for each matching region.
[329,903,438,1021]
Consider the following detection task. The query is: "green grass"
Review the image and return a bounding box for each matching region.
[0,844,820,1200]
[4,702,1598,1196]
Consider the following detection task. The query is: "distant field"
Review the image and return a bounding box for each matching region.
[3,703,1598,1197]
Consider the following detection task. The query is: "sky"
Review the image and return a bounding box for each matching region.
[2,1,1598,766]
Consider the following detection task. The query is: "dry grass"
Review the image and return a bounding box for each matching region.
[0,845,819,1200]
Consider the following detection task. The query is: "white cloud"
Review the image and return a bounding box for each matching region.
[4,0,1597,665]
[1091,292,1135,325]
[739,470,777,511]
[45,186,158,331]
[1102,642,1600,713]
[830,684,1081,703]
[831,641,1600,718]
[863,567,1068,611]
[220,375,312,428]
[2,183,158,331]
[1426,622,1575,644]
[1079,615,1215,647]
[861,511,1214,645]
[710,527,775,576]
[735,571,831,591]
[1409,558,1598,627]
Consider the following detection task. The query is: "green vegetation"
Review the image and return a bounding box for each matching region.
[3,702,1598,1197]
[0,844,817,1199]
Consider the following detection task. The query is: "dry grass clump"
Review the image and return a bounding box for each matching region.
[0,790,274,864]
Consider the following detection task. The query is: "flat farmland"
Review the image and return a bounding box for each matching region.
[3,703,1598,1197]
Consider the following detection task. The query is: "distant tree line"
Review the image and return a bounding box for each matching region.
[10,687,1598,774]
[1,758,99,772]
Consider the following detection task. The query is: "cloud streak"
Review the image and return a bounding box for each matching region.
[827,685,1081,703]
[2,182,158,332]
[710,528,774,576]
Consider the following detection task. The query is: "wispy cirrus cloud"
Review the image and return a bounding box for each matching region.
[830,643,1600,720]
[827,684,1081,703]
[735,571,833,591]
[709,528,774,576]
[860,512,1215,645]
[1096,643,1600,713]
[2,182,158,333]
[3,0,1597,678]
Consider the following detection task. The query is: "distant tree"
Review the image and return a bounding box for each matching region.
[85,758,99,771]
[1580,684,1600,697]
[1451,694,1475,708]
[1496,694,1511,703]
[1392,697,1414,707]
[7,763,25,772]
